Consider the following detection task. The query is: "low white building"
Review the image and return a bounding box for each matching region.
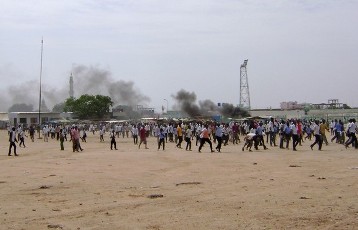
[8,112,72,127]
[0,112,9,129]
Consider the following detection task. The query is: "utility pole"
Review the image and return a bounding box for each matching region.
[38,38,43,139]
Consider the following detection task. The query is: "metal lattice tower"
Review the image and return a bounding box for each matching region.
[239,59,250,109]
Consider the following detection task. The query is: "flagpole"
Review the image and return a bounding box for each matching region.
[38,38,43,139]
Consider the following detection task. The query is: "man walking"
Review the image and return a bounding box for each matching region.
[8,127,18,156]
[310,120,323,151]
[110,130,118,150]
[198,124,215,153]
[345,119,357,149]
[215,124,223,152]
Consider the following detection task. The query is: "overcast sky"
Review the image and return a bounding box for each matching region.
[1,0,357,112]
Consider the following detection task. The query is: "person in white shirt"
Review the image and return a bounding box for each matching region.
[195,124,202,146]
[131,125,139,145]
[8,127,18,156]
[330,120,335,136]
[290,121,299,151]
[168,124,174,142]
[17,125,22,141]
[19,130,27,148]
[268,118,277,147]
[99,129,105,142]
[215,124,223,152]
[42,125,49,142]
[345,119,357,149]
[310,120,322,150]
[185,125,192,151]
[222,124,230,146]
[115,125,119,138]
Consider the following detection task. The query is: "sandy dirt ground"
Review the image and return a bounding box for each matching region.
[1,130,358,230]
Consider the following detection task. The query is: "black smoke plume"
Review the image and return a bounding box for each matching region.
[172,89,201,117]
[221,103,250,118]
[172,89,219,118]
[2,80,67,112]
[172,89,249,118]
[72,65,150,107]
[0,65,151,112]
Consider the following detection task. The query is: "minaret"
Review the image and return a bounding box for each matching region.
[69,73,74,98]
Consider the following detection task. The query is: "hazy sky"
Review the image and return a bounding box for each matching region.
[1,0,357,112]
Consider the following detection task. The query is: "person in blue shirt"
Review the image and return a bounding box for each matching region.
[158,128,166,151]
[331,119,342,143]
[284,121,292,149]
[254,122,268,150]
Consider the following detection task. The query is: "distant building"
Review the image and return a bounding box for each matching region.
[280,101,303,110]
[312,99,343,109]
[0,112,9,129]
[166,110,187,119]
[8,112,72,127]
[136,105,155,117]
[217,102,229,107]
[112,105,131,119]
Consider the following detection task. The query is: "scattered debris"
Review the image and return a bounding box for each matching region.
[350,167,358,170]
[289,165,301,167]
[47,224,64,229]
[147,194,164,199]
[39,185,52,189]
[318,177,326,180]
[176,182,201,186]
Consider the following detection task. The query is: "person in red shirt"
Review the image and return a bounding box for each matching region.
[71,126,83,152]
[139,125,148,149]
[297,120,303,146]
[232,122,240,144]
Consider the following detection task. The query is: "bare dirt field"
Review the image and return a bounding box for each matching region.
[1,130,358,230]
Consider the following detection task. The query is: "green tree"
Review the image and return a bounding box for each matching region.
[64,94,113,119]
[343,104,351,109]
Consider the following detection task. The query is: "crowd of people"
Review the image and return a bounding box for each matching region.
[6,117,358,156]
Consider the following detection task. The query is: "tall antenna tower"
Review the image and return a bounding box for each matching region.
[239,59,250,109]
[69,73,74,98]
